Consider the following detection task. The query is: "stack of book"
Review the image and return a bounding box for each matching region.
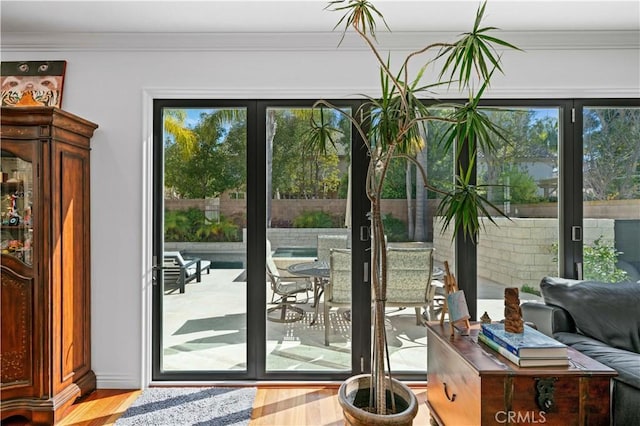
[479,323,569,367]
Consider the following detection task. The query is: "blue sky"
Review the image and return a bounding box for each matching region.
[184,108,215,129]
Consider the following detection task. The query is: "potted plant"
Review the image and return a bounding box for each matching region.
[309,1,520,424]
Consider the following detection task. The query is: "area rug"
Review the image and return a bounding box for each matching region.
[115,387,256,426]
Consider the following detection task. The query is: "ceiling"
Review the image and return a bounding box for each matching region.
[1,0,639,34]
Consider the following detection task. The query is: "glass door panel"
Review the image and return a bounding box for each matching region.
[265,106,352,372]
[1,150,33,265]
[582,106,640,282]
[476,107,560,318]
[379,112,454,373]
[158,107,248,373]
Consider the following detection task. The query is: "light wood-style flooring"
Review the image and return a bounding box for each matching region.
[7,385,430,425]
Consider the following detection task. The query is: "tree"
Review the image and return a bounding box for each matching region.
[165,109,246,198]
[584,107,640,200]
[478,109,559,205]
[271,108,348,199]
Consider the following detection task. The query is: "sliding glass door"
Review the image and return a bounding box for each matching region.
[475,105,561,319]
[151,97,638,382]
[152,99,371,381]
[580,102,640,283]
[152,101,253,379]
[264,105,353,373]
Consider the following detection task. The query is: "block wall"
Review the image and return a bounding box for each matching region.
[433,217,615,289]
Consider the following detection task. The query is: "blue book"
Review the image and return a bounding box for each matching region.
[478,332,569,367]
[480,323,567,359]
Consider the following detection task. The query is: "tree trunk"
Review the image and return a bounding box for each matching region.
[266,110,277,226]
[414,125,428,241]
[405,160,414,240]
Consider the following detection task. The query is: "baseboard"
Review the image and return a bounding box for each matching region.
[96,373,142,389]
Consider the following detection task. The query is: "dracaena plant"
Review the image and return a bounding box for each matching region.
[309,0,520,415]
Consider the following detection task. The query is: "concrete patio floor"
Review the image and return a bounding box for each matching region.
[160,268,541,374]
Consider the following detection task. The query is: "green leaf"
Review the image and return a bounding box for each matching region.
[328,0,389,44]
[304,107,342,156]
[437,1,522,89]
[436,176,510,242]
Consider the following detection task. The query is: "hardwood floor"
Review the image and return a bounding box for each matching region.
[2,385,430,425]
[251,385,430,425]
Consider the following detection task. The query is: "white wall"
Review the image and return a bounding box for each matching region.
[2,30,639,388]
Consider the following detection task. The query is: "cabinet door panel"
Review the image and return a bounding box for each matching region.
[53,146,91,385]
[0,267,35,395]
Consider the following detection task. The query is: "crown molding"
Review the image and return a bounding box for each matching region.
[140,86,640,101]
[2,30,638,52]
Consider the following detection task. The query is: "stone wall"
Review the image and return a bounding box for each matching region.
[433,217,615,289]
[266,228,350,249]
[513,199,640,219]
[166,198,639,228]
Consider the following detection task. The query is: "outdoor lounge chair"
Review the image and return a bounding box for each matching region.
[160,262,189,294]
[163,251,211,293]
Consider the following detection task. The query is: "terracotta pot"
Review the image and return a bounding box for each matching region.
[338,374,418,426]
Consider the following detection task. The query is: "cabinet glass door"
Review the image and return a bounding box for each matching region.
[1,149,33,266]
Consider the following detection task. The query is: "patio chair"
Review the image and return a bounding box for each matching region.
[164,251,211,286]
[266,241,312,323]
[324,248,352,345]
[386,247,435,325]
[317,234,348,263]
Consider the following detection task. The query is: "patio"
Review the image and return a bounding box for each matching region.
[161,267,542,373]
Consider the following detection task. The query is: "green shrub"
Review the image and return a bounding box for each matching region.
[293,210,335,228]
[382,214,407,242]
[164,209,192,241]
[164,208,241,242]
[521,284,541,297]
[583,237,628,283]
[550,236,628,283]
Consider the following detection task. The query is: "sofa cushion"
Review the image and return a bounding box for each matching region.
[540,277,640,353]
[555,332,640,389]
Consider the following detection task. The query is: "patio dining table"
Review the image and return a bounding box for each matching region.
[287,260,329,325]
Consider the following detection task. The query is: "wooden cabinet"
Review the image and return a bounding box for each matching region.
[426,322,617,426]
[1,107,98,425]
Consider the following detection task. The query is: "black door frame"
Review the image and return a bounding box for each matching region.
[151,98,371,381]
[151,97,639,381]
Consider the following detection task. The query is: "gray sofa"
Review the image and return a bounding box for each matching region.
[521,277,640,426]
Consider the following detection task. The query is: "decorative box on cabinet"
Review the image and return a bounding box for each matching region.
[1,107,98,425]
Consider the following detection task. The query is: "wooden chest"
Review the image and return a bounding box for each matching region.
[426,323,617,426]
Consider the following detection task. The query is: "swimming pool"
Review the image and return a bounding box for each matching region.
[272,247,317,258]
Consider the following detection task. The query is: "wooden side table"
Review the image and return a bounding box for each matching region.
[426,322,617,426]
